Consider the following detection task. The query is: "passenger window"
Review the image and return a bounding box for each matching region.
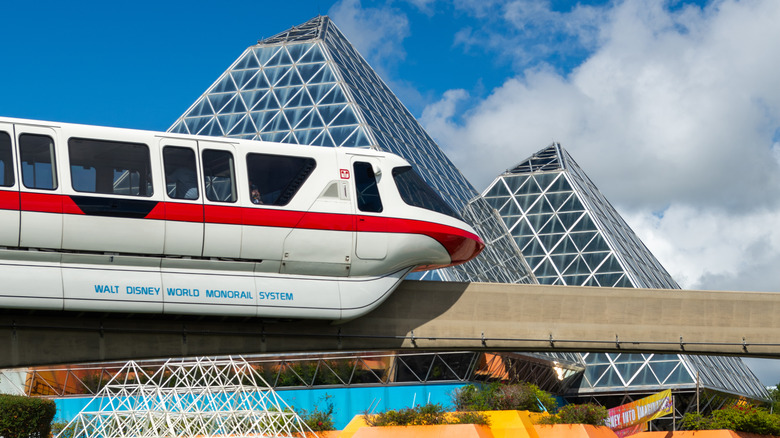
[68,138,153,196]
[354,161,382,213]
[0,132,14,187]
[246,153,316,206]
[202,149,236,203]
[163,147,199,200]
[392,166,460,219]
[20,134,57,190]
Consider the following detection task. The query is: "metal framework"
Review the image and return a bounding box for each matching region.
[55,357,310,438]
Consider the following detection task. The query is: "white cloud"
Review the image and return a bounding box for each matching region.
[423,0,780,297]
[328,0,410,68]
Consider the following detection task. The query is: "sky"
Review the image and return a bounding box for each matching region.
[1,0,779,386]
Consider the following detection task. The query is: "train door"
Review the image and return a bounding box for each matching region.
[281,152,353,277]
[199,140,242,258]
[159,138,204,256]
[352,157,388,261]
[15,124,63,250]
[0,122,19,247]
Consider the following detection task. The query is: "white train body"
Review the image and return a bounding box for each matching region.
[0,117,483,320]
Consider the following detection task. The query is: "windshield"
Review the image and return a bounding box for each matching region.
[392,166,461,219]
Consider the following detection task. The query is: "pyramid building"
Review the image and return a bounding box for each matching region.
[168,16,533,284]
[482,143,767,405]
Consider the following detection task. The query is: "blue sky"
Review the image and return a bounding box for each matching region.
[2,0,780,385]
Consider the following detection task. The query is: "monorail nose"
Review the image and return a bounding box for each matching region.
[445,231,485,265]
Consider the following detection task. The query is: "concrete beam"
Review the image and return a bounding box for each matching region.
[1,281,779,367]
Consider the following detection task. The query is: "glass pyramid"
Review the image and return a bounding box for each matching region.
[483,143,767,400]
[169,16,533,284]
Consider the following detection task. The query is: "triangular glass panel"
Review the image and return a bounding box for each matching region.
[559,195,584,212]
[309,64,337,83]
[557,211,584,230]
[169,121,188,134]
[485,181,509,198]
[186,98,214,117]
[253,46,279,66]
[584,364,609,386]
[319,86,347,104]
[184,117,213,135]
[285,88,314,108]
[240,90,267,111]
[254,91,280,111]
[273,86,300,107]
[242,71,271,91]
[545,192,571,210]
[296,109,324,130]
[286,43,307,63]
[596,368,625,388]
[318,104,345,125]
[523,255,545,270]
[629,366,660,386]
[572,215,597,232]
[662,362,694,384]
[501,214,521,231]
[514,194,537,211]
[554,236,578,254]
[526,197,555,215]
[504,175,528,193]
[227,116,256,136]
[533,173,558,192]
[351,129,371,147]
[485,195,508,210]
[511,218,534,238]
[570,232,597,251]
[263,67,287,86]
[583,276,599,286]
[550,253,578,272]
[203,119,224,136]
[299,43,325,63]
[276,68,303,87]
[539,233,565,253]
[284,108,309,129]
[498,199,522,217]
[207,93,233,114]
[218,95,247,114]
[513,235,534,253]
[297,63,325,83]
[538,215,566,234]
[595,254,623,273]
[515,177,542,195]
[332,108,359,126]
[649,360,680,384]
[231,70,258,90]
[312,130,336,147]
[296,128,323,145]
[328,125,357,146]
[267,112,291,132]
[211,75,237,93]
[535,259,558,277]
[562,256,590,276]
[583,235,610,253]
[252,111,278,131]
[234,50,260,69]
[522,236,545,255]
[615,362,645,381]
[336,127,363,147]
[526,215,553,235]
[594,273,624,287]
[582,252,608,270]
[547,174,572,192]
[614,276,633,287]
[217,114,244,135]
[266,46,293,66]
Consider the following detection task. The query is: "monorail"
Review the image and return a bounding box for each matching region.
[0,117,483,320]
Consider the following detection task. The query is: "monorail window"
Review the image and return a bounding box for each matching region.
[163,147,198,200]
[246,153,316,206]
[68,138,153,196]
[203,149,237,203]
[20,134,57,190]
[0,132,13,187]
[354,161,383,213]
[392,166,460,219]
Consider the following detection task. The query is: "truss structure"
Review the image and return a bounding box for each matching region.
[56,357,311,438]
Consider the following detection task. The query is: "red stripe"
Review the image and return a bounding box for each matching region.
[0,190,19,210]
[204,205,243,225]
[20,192,62,214]
[164,202,203,223]
[242,207,306,228]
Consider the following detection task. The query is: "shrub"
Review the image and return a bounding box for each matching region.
[50,421,76,438]
[680,405,780,435]
[538,403,608,426]
[452,382,557,412]
[363,403,489,427]
[300,395,336,431]
[0,394,57,438]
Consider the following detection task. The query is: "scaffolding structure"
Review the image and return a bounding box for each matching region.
[56,356,311,438]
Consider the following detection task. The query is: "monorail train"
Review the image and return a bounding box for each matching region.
[0,117,483,320]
